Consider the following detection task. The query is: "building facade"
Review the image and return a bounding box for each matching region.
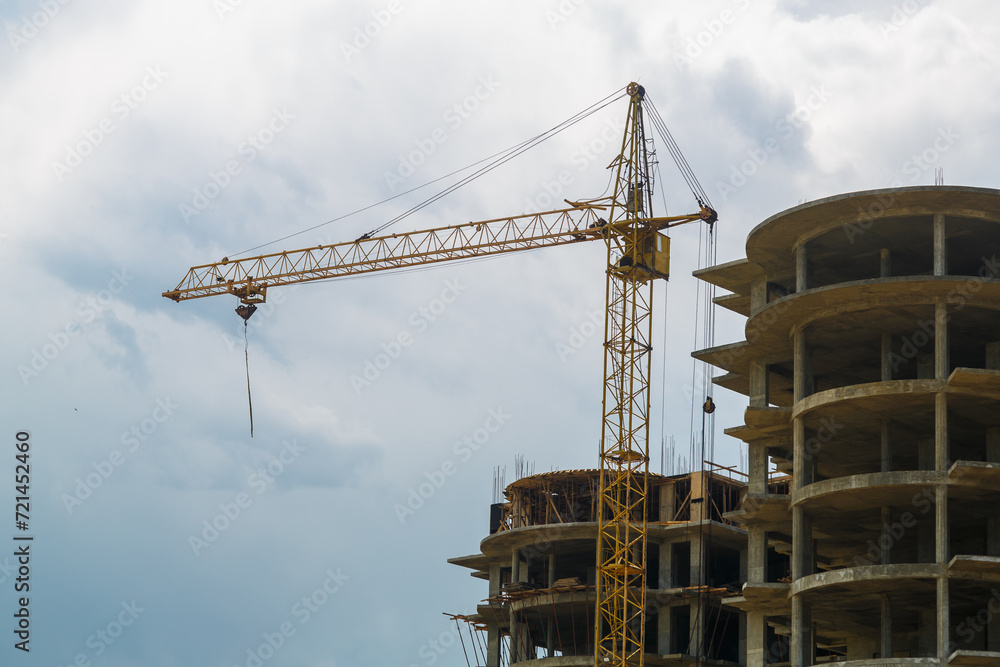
[450,468,750,666]
[696,186,1000,665]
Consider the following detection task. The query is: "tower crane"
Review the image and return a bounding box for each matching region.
[164,82,716,667]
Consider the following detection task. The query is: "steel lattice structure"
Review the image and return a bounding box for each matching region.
[164,83,714,667]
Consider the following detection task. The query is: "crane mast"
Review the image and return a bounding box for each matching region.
[594,82,656,667]
[163,83,715,667]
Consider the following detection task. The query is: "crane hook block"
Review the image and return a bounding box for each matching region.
[236,304,258,322]
[703,396,716,414]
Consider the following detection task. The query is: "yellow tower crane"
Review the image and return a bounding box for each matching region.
[164,82,716,667]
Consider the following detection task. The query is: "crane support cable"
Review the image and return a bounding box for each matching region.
[231,86,627,260]
[642,96,714,210]
[366,87,627,238]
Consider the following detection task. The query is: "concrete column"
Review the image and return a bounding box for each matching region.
[546,616,554,657]
[881,332,893,381]
[936,477,950,660]
[796,245,808,292]
[660,539,674,589]
[937,576,950,662]
[936,393,949,472]
[749,443,767,495]
[793,329,812,401]
[750,359,770,408]
[748,525,767,583]
[934,213,947,276]
[791,595,813,666]
[792,507,813,579]
[510,550,521,663]
[746,612,766,666]
[750,278,768,314]
[881,506,892,564]
[793,419,813,489]
[660,481,676,522]
[690,598,706,658]
[881,247,892,278]
[881,420,892,473]
[547,554,555,587]
[509,615,519,664]
[489,564,502,597]
[881,593,893,658]
[487,624,500,667]
[936,485,949,561]
[690,535,704,587]
[936,302,949,380]
[791,504,813,665]
[657,602,671,657]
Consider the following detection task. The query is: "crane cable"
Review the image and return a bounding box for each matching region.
[642,96,714,211]
[365,87,627,239]
[693,192,718,664]
[230,86,628,259]
[245,320,254,438]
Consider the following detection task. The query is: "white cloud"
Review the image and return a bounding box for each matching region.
[3,0,999,664]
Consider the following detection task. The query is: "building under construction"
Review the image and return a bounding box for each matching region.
[451,185,1000,666]
[449,466,779,665]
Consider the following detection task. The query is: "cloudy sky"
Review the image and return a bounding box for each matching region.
[1,0,998,665]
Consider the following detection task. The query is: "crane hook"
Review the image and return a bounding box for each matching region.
[236,304,258,321]
[703,396,716,414]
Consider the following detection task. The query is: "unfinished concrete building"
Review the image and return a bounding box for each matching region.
[695,186,1000,665]
[449,468,756,666]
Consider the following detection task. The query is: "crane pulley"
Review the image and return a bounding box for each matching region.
[164,82,716,667]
